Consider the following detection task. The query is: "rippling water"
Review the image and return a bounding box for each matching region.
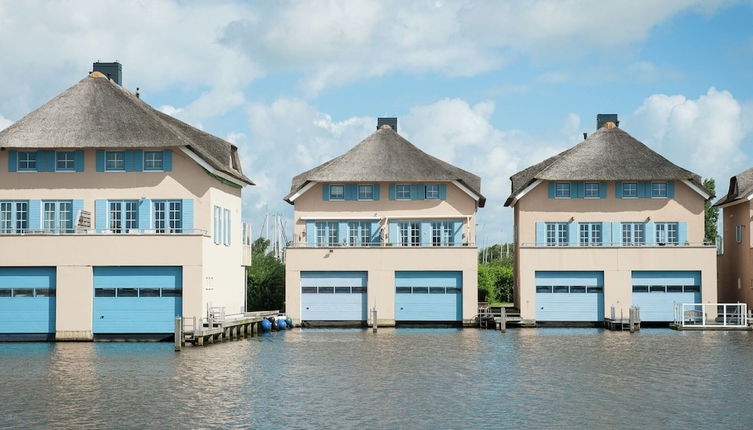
[2,328,752,429]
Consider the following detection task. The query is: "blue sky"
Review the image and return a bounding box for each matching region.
[1,0,752,244]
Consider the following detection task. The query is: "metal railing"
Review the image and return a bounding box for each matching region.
[673,303,750,328]
[521,241,713,248]
[0,228,208,235]
[288,241,475,248]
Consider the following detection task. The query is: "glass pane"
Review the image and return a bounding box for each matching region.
[536,286,552,293]
[570,286,586,293]
[587,287,603,294]
[140,288,161,297]
[317,287,334,294]
[95,288,116,297]
[553,286,569,293]
[13,288,34,297]
[351,287,366,293]
[117,288,138,297]
[649,286,666,293]
[632,286,649,293]
[334,287,351,294]
[667,285,683,293]
[161,289,182,297]
[429,287,445,294]
[684,285,700,293]
[0,289,11,297]
[301,287,317,294]
[413,287,429,294]
[395,287,411,294]
[34,288,55,297]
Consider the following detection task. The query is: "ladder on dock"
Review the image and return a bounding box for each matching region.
[604,305,641,332]
[478,304,522,332]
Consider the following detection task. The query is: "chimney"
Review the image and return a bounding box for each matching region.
[377,117,397,132]
[596,114,619,130]
[93,61,122,86]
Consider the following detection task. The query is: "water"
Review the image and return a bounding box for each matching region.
[1,328,752,429]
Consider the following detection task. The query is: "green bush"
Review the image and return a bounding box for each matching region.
[478,263,513,304]
[246,238,285,311]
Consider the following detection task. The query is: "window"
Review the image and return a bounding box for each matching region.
[56,151,75,171]
[651,182,668,198]
[105,151,125,171]
[144,151,164,170]
[153,200,181,233]
[0,201,28,234]
[579,223,602,246]
[223,208,230,245]
[43,200,73,233]
[18,152,36,171]
[622,223,645,246]
[431,221,454,246]
[329,185,344,200]
[584,183,600,198]
[347,222,371,246]
[736,225,743,243]
[425,184,440,199]
[396,184,411,200]
[315,222,338,246]
[109,201,138,233]
[213,206,221,244]
[622,182,638,198]
[398,222,421,246]
[546,223,568,246]
[555,183,571,198]
[357,185,373,200]
[655,222,678,245]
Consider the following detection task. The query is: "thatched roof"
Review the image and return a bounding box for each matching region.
[0,72,253,185]
[714,167,753,207]
[285,125,485,206]
[505,125,710,206]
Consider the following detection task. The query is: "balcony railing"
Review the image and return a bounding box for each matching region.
[288,241,475,248]
[0,228,208,235]
[673,303,751,328]
[521,241,714,248]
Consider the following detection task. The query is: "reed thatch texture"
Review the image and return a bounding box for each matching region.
[714,167,753,207]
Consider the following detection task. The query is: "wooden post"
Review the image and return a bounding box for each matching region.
[629,307,635,333]
[500,307,506,333]
[197,336,204,346]
[174,317,182,351]
[371,308,377,333]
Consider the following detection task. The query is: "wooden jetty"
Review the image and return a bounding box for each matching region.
[478,304,522,332]
[174,310,280,351]
[604,305,640,332]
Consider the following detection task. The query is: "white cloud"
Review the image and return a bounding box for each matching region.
[0,114,12,131]
[630,87,751,186]
[159,105,183,117]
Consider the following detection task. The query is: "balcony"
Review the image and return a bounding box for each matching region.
[0,228,207,236]
[288,241,475,248]
[521,241,715,248]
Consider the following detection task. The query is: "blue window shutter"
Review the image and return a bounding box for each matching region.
[667,181,675,198]
[370,221,380,245]
[181,199,193,233]
[410,184,419,200]
[163,150,173,171]
[138,199,151,231]
[638,182,649,198]
[47,151,55,172]
[345,184,357,201]
[96,150,105,172]
[338,222,348,244]
[124,150,134,171]
[421,221,431,245]
[568,222,578,246]
[454,220,463,245]
[28,200,42,231]
[678,222,688,244]
[306,221,316,246]
[74,150,84,172]
[616,182,623,198]
[388,221,398,245]
[548,182,555,198]
[612,222,622,246]
[389,184,396,200]
[35,151,45,172]
[600,183,607,199]
[322,184,330,200]
[72,200,84,227]
[602,222,612,245]
[133,150,143,172]
[372,184,380,201]
[439,184,447,200]
[535,222,546,246]
[417,184,425,200]
[645,221,656,245]
[571,182,579,198]
[95,199,107,232]
[8,150,16,172]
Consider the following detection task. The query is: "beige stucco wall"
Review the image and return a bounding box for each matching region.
[518,246,717,321]
[292,182,479,245]
[718,200,753,306]
[285,247,478,325]
[514,180,715,322]
[0,148,248,337]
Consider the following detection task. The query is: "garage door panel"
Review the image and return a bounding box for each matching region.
[0,267,56,334]
[301,271,367,321]
[535,271,604,322]
[395,271,462,322]
[632,271,701,322]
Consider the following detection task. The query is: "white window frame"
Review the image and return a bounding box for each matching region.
[584,183,600,199]
[18,151,37,171]
[105,151,126,171]
[213,206,221,244]
[357,185,373,201]
[329,184,345,201]
[396,184,411,200]
[622,222,645,246]
[143,151,164,171]
[655,222,678,245]
[398,221,420,246]
[55,151,75,171]
[425,184,440,200]
[579,223,602,246]
[736,225,743,243]
[431,221,454,246]
[223,208,230,246]
[622,182,638,198]
[651,182,668,198]
[546,223,568,246]
[554,183,571,199]
[0,201,28,234]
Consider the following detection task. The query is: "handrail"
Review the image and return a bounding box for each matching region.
[520,242,714,247]
[673,303,749,328]
[0,228,209,235]
[288,242,476,248]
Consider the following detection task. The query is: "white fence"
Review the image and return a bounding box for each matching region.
[673,303,749,328]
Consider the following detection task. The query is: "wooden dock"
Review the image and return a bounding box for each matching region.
[478,304,522,332]
[604,305,640,332]
[174,310,280,351]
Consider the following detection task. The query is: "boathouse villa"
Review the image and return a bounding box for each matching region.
[504,114,717,325]
[284,118,484,326]
[714,167,753,308]
[0,63,253,340]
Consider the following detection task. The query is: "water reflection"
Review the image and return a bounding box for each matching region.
[1,329,752,428]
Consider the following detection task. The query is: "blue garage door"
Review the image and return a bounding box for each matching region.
[632,271,701,322]
[93,266,182,334]
[0,267,56,336]
[536,271,604,322]
[301,271,367,321]
[395,271,462,321]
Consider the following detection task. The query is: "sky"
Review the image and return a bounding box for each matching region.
[1,0,752,245]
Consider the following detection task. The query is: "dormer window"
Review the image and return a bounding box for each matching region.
[105,151,125,171]
[622,182,638,198]
[396,184,411,200]
[651,182,668,198]
[554,183,571,198]
[144,151,164,170]
[425,184,440,199]
[357,185,373,200]
[18,152,36,171]
[56,151,75,171]
[329,185,345,200]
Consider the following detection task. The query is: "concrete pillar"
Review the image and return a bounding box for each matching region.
[55,265,94,341]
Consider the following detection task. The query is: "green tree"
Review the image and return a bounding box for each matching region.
[246,238,285,311]
[703,178,719,244]
[477,243,515,304]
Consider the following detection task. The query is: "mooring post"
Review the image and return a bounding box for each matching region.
[500,307,506,333]
[174,316,182,351]
[371,307,377,333]
[629,307,635,333]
